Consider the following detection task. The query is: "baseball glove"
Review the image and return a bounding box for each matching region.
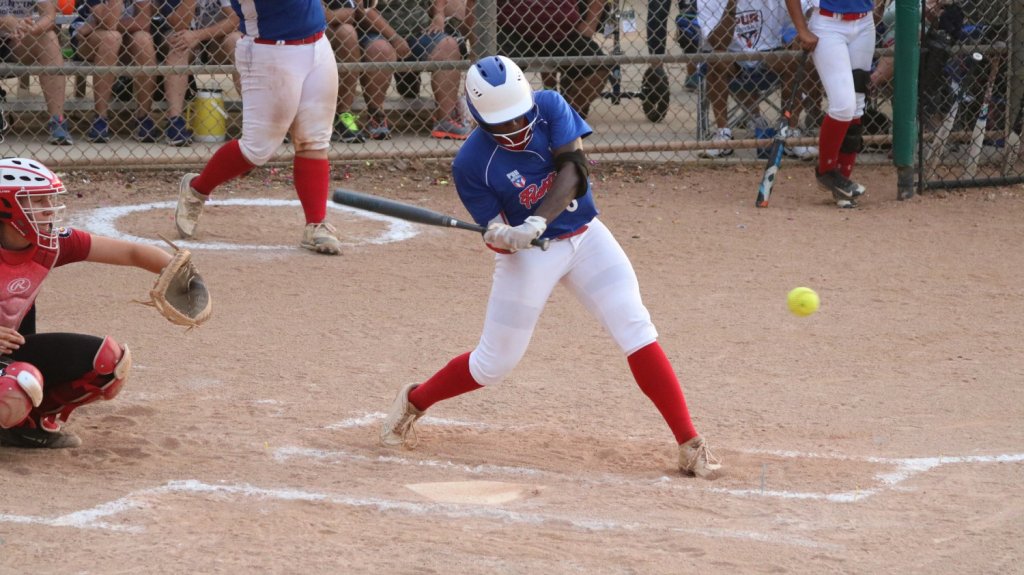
[140,237,212,329]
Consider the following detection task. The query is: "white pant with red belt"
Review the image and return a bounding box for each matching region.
[809,11,876,121]
[233,35,338,164]
[468,218,659,385]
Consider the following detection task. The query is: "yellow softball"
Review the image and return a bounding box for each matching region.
[787,287,820,317]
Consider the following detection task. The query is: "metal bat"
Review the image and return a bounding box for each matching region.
[966,51,999,180]
[756,52,809,208]
[332,189,550,250]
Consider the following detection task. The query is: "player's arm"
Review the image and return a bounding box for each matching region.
[426,0,446,34]
[873,0,887,24]
[25,1,57,36]
[533,138,587,224]
[85,235,172,274]
[166,0,196,31]
[785,0,817,51]
[707,0,737,50]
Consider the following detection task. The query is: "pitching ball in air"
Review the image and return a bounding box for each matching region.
[787,287,820,317]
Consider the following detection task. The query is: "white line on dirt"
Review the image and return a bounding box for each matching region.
[67,199,418,249]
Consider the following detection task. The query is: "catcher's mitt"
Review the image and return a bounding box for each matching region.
[141,237,212,329]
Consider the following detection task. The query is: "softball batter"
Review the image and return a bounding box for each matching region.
[786,0,886,207]
[379,56,721,478]
[174,0,342,254]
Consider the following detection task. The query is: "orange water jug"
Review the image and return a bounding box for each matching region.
[58,0,75,15]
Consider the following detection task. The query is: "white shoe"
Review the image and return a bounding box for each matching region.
[699,128,734,158]
[783,127,818,160]
[300,222,342,255]
[678,435,722,478]
[380,382,424,447]
[174,173,206,239]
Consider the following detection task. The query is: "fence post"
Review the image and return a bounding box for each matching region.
[893,0,921,200]
[1011,0,1024,147]
[472,0,498,58]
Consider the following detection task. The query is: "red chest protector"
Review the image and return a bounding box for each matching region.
[0,246,58,331]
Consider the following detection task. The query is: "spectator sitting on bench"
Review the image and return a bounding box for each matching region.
[697,0,816,159]
[324,0,401,142]
[496,0,609,119]
[159,0,240,147]
[372,0,472,140]
[0,0,73,144]
[71,0,161,143]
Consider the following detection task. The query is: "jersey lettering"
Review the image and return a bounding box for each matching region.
[518,172,556,210]
[736,10,763,50]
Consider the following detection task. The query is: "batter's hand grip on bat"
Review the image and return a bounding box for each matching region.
[332,189,550,250]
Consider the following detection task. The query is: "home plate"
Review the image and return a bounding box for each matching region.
[405,481,543,505]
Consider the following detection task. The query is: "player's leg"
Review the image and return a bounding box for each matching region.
[290,36,341,255]
[0,333,131,449]
[360,35,397,141]
[327,22,365,143]
[837,18,877,182]
[177,38,308,238]
[381,244,570,447]
[560,219,720,477]
[163,33,195,146]
[78,27,122,143]
[809,15,862,206]
[124,28,160,142]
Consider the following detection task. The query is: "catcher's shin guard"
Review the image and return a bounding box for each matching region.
[36,336,132,426]
[0,362,44,429]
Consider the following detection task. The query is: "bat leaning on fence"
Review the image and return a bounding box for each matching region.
[966,51,1001,180]
[331,189,551,250]
[755,52,809,208]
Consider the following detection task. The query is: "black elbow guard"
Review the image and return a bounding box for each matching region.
[554,149,590,198]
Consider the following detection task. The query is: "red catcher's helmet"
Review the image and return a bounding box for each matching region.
[0,158,67,250]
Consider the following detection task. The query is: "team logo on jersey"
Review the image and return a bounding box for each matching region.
[506,170,526,189]
[735,10,763,50]
[57,227,72,238]
[518,172,556,210]
[7,278,32,295]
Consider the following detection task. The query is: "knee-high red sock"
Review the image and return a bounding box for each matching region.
[837,116,862,178]
[191,140,254,196]
[817,115,851,175]
[627,341,697,445]
[293,156,330,224]
[408,352,483,411]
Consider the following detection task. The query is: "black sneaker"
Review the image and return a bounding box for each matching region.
[0,425,82,449]
[815,169,865,208]
[331,111,366,143]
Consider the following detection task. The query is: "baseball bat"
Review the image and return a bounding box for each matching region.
[966,52,999,179]
[332,189,550,250]
[755,52,809,208]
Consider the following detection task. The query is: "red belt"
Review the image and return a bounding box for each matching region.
[251,31,324,46]
[818,8,870,21]
[555,224,588,240]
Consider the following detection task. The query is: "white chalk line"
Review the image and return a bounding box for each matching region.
[0,479,840,550]
[326,412,1024,504]
[66,198,418,250]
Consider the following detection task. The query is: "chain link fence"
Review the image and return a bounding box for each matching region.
[917,0,1024,190]
[0,0,1018,184]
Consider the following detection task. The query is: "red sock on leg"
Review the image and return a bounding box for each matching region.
[408,352,482,411]
[191,140,254,196]
[627,341,697,445]
[837,116,862,179]
[817,115,851,175]
[293,156,330,224]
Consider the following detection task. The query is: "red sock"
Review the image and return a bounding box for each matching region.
[837,116,862,179]
[817,115,851,175]
[191,140,254,196]
[627,341,697,445]
[408,352,482,411]
[293,156,330,224]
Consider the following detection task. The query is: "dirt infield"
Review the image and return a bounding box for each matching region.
[1,161,1022,574]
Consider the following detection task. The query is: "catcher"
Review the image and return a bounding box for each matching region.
[0,157,211,449]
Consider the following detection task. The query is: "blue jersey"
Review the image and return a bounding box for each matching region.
[453,90,598,240]
[228,0,325,41]
[820,0,873,14]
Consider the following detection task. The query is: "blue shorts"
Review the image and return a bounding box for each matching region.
[362,31,448,60]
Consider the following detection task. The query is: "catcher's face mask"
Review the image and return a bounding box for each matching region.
[0,157,67,250]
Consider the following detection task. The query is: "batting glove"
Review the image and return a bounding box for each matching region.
[484,216,547,252]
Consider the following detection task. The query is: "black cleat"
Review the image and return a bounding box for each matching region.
[0,425,81,449]
[815,168,865,208]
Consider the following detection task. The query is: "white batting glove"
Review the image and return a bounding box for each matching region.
[484,216,547,251]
